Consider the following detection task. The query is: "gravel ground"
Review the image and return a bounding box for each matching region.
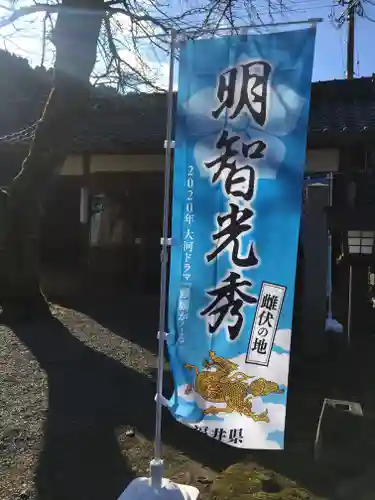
[0,296,373,500]
[0,299,217,500]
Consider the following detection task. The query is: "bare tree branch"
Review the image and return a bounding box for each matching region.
[0,2,169,31]
[0,0,290,92]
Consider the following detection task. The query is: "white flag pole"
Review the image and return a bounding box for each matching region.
[117,28,199,500]
[327,172,333,318]
[151,26,177,484]
[325,172,344,335]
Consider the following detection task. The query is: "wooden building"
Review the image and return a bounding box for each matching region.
[1,50,375,347]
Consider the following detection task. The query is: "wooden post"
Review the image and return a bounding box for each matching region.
[302,184,330,356]
[82,152,91,292]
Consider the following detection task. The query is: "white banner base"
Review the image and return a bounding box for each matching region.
[117,478,200,500]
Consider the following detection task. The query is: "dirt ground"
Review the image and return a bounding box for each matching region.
[1,295,375,500]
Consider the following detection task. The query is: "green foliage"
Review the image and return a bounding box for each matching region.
[209,463,325,500]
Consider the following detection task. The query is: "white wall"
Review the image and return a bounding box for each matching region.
[305,149,339,173]
[61,155,83,175]
[60,154,164,175]
[60,149,339,176]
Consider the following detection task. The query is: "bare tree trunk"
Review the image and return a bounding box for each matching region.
[0,0,103,321]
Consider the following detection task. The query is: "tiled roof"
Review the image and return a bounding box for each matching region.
[79,77,375,151]
[308,77,375,142]
[0,49,374,153]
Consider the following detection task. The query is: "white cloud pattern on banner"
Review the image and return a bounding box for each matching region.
[193,130,285,181]
[176,329,291,449]
[182,66,306,138]
[273,328,292,353]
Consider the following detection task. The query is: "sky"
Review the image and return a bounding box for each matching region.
[0,0,373,86]
[273,0,375,81]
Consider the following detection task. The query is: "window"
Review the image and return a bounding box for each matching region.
[348,230,374,255]
[90,194,125,247]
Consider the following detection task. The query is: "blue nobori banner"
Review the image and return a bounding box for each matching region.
[167,27,316,449]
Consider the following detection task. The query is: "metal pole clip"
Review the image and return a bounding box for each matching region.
[157,331,169,340]
[154,393,169,408]
[160,237,172,246]
[164,140,175,149]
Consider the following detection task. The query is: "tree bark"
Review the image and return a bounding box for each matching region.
[0,0,103,320]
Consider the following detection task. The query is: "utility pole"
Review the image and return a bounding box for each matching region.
[336,0,358,78]
[346,0,356,79]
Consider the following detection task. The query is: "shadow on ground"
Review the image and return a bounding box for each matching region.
[60,293,161,356]
[9,296,375,500]
[10,316,138,500]
[56,294,373,497]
